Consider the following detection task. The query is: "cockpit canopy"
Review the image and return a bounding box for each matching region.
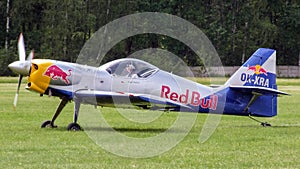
[101,58,159,78]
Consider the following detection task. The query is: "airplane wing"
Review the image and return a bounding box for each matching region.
[229,85,290,96]
[74,90,192,110]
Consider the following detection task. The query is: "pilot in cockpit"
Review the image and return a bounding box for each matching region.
[125,63,138,78]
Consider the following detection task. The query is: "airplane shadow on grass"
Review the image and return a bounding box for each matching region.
[82,126,191,134]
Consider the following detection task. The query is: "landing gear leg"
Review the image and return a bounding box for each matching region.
[41,97,69,128]
[67,100,82,131]
[244,92,271,127]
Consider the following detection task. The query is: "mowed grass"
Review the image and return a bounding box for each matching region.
[0,77,299,168]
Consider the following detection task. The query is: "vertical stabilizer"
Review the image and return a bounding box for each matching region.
[225,48,276,89]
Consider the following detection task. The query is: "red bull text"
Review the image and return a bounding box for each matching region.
[160,85,218,110]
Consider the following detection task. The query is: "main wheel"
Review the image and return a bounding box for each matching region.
[41,120,57,128]
[67,123,81,131]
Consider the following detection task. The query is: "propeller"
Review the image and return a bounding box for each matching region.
[8,33,34,108]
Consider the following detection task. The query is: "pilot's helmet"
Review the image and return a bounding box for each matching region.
[126,63,135,70]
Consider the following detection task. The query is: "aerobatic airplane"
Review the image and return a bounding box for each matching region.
[8,34,288,130]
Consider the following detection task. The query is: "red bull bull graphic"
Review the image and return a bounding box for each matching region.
[44,65,72,84]
[247,65,267,76]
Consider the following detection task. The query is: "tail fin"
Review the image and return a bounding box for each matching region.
[225,48,285,117]
[225,48,276,88]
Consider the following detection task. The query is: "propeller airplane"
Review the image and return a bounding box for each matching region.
[8,33,289,130]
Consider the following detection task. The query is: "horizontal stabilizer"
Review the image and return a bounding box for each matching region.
[230,85,289,96]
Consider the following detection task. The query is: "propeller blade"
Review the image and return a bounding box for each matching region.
[8,35,32,76]
[27,50,34,61]
[13,93,18,109]
[13,75,23,108]
[26,50,34,76]
[18,33,26,62]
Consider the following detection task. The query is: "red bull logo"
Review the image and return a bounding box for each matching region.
[44,65,72,84]
[248,65,267,75]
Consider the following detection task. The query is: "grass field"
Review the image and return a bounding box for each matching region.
[0,77,299,168]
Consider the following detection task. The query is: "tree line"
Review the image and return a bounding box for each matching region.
[0,0,299,76]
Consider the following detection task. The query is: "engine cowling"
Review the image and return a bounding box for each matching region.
[26,60,52,94]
